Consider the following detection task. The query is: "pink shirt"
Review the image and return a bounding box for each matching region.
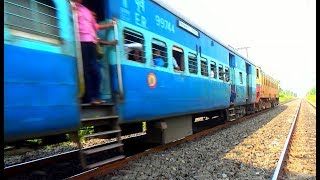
[73,2,99,43]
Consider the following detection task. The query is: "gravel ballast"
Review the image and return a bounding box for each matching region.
[283,100,316,179]
[101,100,301,180]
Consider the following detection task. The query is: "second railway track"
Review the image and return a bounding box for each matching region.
[272,99,316,180]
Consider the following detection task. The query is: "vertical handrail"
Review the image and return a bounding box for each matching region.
[70,2,85,98]
[113,23,124,100]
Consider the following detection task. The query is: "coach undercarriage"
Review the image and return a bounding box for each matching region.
[255,98,279,111]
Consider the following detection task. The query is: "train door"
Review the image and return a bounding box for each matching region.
[229,54,236,103]
[246,63,252,102]
[73,0,115,101]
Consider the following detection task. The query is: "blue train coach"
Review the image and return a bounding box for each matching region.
[4,0,80,142]
[4,0,261,169]
[4,0,257,144]
[102,0,257,123]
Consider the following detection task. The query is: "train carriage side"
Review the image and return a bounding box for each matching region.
[256,69,279,110]
[230,55,246,106]
[105,0,234,123]
[4,0,80,142]
[245,60,257,113]
[227,54,256,118]
[255,66,262,103]
[230,56,256,107]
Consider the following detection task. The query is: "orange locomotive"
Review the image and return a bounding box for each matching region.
[255,66,279,111]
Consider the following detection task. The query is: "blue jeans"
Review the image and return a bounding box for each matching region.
[230,92,235,103]
[81,42,101,103]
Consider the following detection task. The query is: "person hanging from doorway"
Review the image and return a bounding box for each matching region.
[71,0,117,105]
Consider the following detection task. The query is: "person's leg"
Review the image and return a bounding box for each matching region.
[90,54,102,100]
[87,43,103,104]
[81,42,94,103]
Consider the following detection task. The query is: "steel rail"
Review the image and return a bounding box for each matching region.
[4,100,295,179]
[271,100,301,180]
[305,99,316,108]
[4,149,80,178]
[68,100,293,179]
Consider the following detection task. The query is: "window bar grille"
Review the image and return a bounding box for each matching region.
[5,12,60,29]
[5,23,61,39]
[31,0,58,11]
[4,1,59,19]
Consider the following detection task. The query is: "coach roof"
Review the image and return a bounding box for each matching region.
[151,0,256,67]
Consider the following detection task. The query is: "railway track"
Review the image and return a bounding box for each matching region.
[271,100,301,180]
[306,99,316,108]
[4,99,296,179]
[272,99,316,180]
[4,133,147,179]
[69,101,294,179]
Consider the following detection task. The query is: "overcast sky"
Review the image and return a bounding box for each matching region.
[160,0,316,97]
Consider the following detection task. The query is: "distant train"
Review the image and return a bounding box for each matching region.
[4,0,279,168]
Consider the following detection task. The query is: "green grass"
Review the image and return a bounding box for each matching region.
[279,92,294,103]
[78,126,95,142]
[306,94,316,104]
[26,139,42,144]
[142,122,147,132]
[305,86,316,104]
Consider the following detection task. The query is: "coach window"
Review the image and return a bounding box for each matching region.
[5,0,60,44]
[256,69,259,78]
[239,72,243,84]
[200,58,208,76]
[225,67,230,82]
[188,53,198,74]
[218,64,224,80]
[123,29,145,63]
[172,46,185,71]
[152,39,167,67]
[210,61,217,79]
[269,79,271,87]
[265,78,267,86]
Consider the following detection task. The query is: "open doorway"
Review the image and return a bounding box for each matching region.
[81,0,105,22]
[246,63,252,101]
[76,0,113,101]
